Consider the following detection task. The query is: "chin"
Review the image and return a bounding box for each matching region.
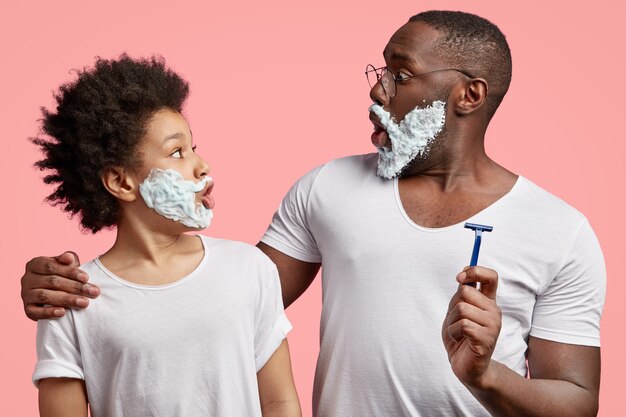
[184,225,207,232]
[389,153,428,178]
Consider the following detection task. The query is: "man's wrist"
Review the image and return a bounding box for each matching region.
[463,360,501,393]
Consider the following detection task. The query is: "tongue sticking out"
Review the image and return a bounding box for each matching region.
[202,194,215,210]
[371,127,389,148]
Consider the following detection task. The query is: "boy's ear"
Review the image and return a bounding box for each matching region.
[101,166,139,202]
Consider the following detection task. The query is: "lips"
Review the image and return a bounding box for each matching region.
[199,180,215,210]
[369,113,389,148]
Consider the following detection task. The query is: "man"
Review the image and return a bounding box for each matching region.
[21,11,605,416]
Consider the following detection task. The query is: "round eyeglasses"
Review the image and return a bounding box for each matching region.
[365,64,474,98]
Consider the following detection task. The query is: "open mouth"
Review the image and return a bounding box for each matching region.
[369,114,389,148]
[199,180,215,210]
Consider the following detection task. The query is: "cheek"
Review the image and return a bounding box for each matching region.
[390,105,411,124]
[392,99,434,124]
[165,164,198,182]
[177,166,197,181]
[389,98,418,123]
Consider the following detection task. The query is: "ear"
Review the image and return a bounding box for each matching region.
[454,78,488,116]
[101,166,139,202]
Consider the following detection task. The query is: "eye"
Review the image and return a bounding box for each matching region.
[192,145,197,153]
[395,72,412,82]
[170,149,182,159]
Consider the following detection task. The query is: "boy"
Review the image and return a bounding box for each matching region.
[32,54,301,417]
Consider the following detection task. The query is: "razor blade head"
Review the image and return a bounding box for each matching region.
[464,222,493,232]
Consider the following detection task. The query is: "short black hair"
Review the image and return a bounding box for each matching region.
[32,54,190,233]
[409,10,512,118]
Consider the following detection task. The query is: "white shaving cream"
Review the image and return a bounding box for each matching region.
[139,168,213,229]
[369,100,446,179]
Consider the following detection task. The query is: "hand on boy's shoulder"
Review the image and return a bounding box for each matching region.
[21,251,100,321]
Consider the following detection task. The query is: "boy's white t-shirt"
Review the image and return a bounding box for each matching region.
[33,236,292,417]
[261,154,606,417]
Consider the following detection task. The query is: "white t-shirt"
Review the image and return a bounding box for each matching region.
[33,235,292,417]
[261,153,605,417]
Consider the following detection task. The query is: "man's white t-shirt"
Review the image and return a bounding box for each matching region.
[261,154,605,417]
[33,236,292,417]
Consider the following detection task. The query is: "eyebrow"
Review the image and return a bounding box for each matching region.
[383,48,418,65]
[162,132,185,142]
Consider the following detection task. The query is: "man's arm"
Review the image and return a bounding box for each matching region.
[257,242,320,308]
[39,378,88,417]
[443,267,600,417]
[21,252,100,320]
[474,338,599,416]
[257,339,302,417]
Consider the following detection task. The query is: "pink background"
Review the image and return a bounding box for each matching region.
[1,1,623,415]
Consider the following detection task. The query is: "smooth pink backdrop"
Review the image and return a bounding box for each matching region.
[1,1,623,415]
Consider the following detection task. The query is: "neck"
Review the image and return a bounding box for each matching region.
[97,197,206,285]
[98,203,205,284]
[395,130,518,228]
[399,128,513,192]
[109,215,183,263]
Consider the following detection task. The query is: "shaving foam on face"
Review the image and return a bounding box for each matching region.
[139,168,213,229]
[369,100,446,179]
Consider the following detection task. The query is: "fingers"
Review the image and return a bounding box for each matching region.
[21,253,100,321]
[56,251,82,268]
[445,319,482,346]
[447,299,494,328]
[444,284,502,347]
[25,255,89,285]
[22,273,99,302]
[442,267,501,388]
[445,299,501,342]
[23,287,93,320]
[447,283,498,315]
[23,286,91,307]
[456,266,498,299]
[25,305,66,320]
[444,319,499,358]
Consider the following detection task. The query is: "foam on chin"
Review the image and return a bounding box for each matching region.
[139,168,213,229]
[369,100,446,179]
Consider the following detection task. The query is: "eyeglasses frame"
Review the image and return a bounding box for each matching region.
[365,64,475,98]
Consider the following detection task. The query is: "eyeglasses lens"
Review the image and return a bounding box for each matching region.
[366,65,395,98]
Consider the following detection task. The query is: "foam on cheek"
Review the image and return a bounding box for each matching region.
[139,168,213,229]
[369,100,446,179]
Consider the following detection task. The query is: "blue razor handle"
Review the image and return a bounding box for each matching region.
[464,223,494,287]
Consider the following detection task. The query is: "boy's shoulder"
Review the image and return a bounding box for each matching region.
[78,258,106,281]
[198,235,277,271]
[198,236,280,294]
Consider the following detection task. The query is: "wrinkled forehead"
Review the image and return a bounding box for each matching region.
[383,21,443,68]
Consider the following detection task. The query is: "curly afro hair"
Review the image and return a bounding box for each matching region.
[32,54,190,233]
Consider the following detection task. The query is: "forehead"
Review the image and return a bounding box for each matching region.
[383,22,442,67]
[143,109,191,144]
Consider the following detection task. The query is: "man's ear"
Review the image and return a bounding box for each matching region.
[454,78,488,115]
[101,166,138,202]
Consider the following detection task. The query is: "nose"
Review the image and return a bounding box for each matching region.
[369,78,389,107]
[195,153,211,179]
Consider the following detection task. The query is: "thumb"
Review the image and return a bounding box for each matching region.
[56,251,81,267]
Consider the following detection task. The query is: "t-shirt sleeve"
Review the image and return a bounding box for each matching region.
[33,313,84,386]
[254,257,293,371]
[530,220,606,346]
[260,165,325,263]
